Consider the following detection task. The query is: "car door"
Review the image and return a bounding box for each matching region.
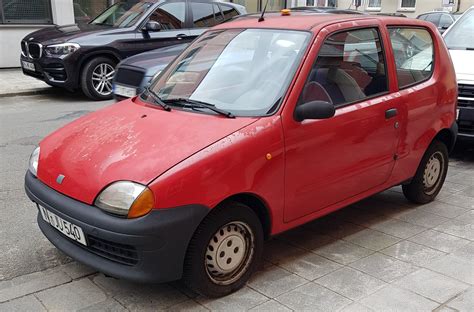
[283,23,401,222]
[188,1,225,39]
[134,0,192,54]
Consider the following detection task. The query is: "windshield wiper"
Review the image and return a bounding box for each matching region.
[144,87,171,111]
[164,98,235,118]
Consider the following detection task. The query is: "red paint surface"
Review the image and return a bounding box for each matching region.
[37,13,457,235]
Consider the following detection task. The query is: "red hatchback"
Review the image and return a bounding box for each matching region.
[25,12,457,297]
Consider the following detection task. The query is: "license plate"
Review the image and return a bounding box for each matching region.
[114,84,137,98]
[39,205,87,246]
[22,61,35,72]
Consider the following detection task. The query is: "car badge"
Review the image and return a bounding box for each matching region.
[56,174,65,184]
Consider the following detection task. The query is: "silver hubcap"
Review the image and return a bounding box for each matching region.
[205,222,254,286]
[91,63,114,96]
[423,151,444,195]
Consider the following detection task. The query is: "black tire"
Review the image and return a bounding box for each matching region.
[80,56,116,101]
[183,201,264,297]
[402,140,449,204]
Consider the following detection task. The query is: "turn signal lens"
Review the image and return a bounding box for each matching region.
[128,187,155,219]
[281,9,291,16]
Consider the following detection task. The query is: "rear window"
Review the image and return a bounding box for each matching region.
[388,27,434,89]
[191,2,222,27]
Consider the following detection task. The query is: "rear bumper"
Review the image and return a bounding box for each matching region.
[24,171,209,283]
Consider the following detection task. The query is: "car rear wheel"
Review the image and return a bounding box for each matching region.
[183,201,263,297]
[81,56,116,101]
[402,140,449,204]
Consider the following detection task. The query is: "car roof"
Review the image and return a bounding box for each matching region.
[214,11,413,31]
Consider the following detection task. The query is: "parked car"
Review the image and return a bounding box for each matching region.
[25,12,457,297]
[417,11,461,34]
[20,0,246,100]
[443,6,474,141]
[113,43,188,100]
[290,6,365,14]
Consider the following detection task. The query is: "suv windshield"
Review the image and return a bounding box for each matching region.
[147,29,310,117]
[90,1,151,28]
[444,9,474,50]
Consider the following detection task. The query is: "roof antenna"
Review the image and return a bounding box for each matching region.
[258,0,270,22]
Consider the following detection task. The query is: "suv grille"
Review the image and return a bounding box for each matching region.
[458,84,474,108]
[28,43,42,59]
[86,235,138,266]
[114,67,146,87]
[21,41,28,57]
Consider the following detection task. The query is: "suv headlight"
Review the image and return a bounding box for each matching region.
[28,146,40,177]
[44,43,80,57]
[94,181,155,218]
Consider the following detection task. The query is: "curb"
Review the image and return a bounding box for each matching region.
[0,87,54,98]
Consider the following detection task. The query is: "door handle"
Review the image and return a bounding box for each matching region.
[176,34,187,40]
[385,108,398,119]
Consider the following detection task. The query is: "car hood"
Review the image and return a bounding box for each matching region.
[449,49,474,83]
[24,24,114,45]
[37,99,256,205]
[119,44,188,76]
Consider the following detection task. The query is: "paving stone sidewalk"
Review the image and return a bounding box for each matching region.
[0,155,473,311]
[0,69,52,97]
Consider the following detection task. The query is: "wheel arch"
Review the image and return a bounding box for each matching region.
[433,125,457,153]
[220,193,272,240]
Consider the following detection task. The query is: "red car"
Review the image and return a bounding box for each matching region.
[25,11,457,297]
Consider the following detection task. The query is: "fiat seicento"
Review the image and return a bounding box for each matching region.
[25,11,457,297]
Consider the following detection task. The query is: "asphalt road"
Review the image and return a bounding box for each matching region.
[0,90,473,283]
[0,91,112,280]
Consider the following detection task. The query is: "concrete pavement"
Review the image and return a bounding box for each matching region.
[0,69,53,97]
[0,92,473,311]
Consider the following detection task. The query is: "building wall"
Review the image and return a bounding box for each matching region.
[0,0,75,68]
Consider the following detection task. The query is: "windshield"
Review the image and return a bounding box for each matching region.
[147,29,310,117]
[444,9,474,50]
[90,1,151,28]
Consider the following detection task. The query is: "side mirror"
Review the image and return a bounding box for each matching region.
[144,20,161,32]
[294,101,335,122]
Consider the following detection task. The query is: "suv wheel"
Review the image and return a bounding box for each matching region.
[402,140,449,204]
[81,56,116,100]
[183,201,263,297]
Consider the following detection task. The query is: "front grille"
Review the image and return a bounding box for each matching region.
[114,67,146,87]
[86,235,138,266]
[458,122,474,135]
[28,43,42,59]
[458,84,474,108]
[21,41,28,56]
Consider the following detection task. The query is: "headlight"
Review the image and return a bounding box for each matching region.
[29,146,40,177]
[94,181,155,218]
[44,43,80,57]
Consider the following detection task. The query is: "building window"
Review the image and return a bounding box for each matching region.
[398,0,416,12]
[366,0,382,11]
[0,0,53,24]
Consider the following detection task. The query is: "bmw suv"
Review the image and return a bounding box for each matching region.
[20,0,245,100]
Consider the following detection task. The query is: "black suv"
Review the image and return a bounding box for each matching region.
[20,0,246,100]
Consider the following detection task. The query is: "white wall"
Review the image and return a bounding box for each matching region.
[0,0,75,68]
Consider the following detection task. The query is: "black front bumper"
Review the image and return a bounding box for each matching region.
[24,171,209,283]
[457,106,474,141]
[20,55,78,90]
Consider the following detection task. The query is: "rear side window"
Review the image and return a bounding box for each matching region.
[191,2,222,27]
[220,4,239,21]
[388,27,434,89]
[299,28,388,107]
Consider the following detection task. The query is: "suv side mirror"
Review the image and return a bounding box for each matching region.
[295,101,335,122]
[144,20,161,32]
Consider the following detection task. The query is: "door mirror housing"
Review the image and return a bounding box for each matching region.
[144,20,161,32]
[294,101,335,122]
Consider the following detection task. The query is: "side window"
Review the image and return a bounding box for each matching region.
[220,4,239,21]
[191,2,222,28]
[299,28,388,107]
[388,27,434,89]
[425,13,441,27]
[439,14,453,28]
[149,2,185,30]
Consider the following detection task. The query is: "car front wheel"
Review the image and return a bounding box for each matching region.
[81,56,116,101]
[402,140,449,204]
[183,201,263,297]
